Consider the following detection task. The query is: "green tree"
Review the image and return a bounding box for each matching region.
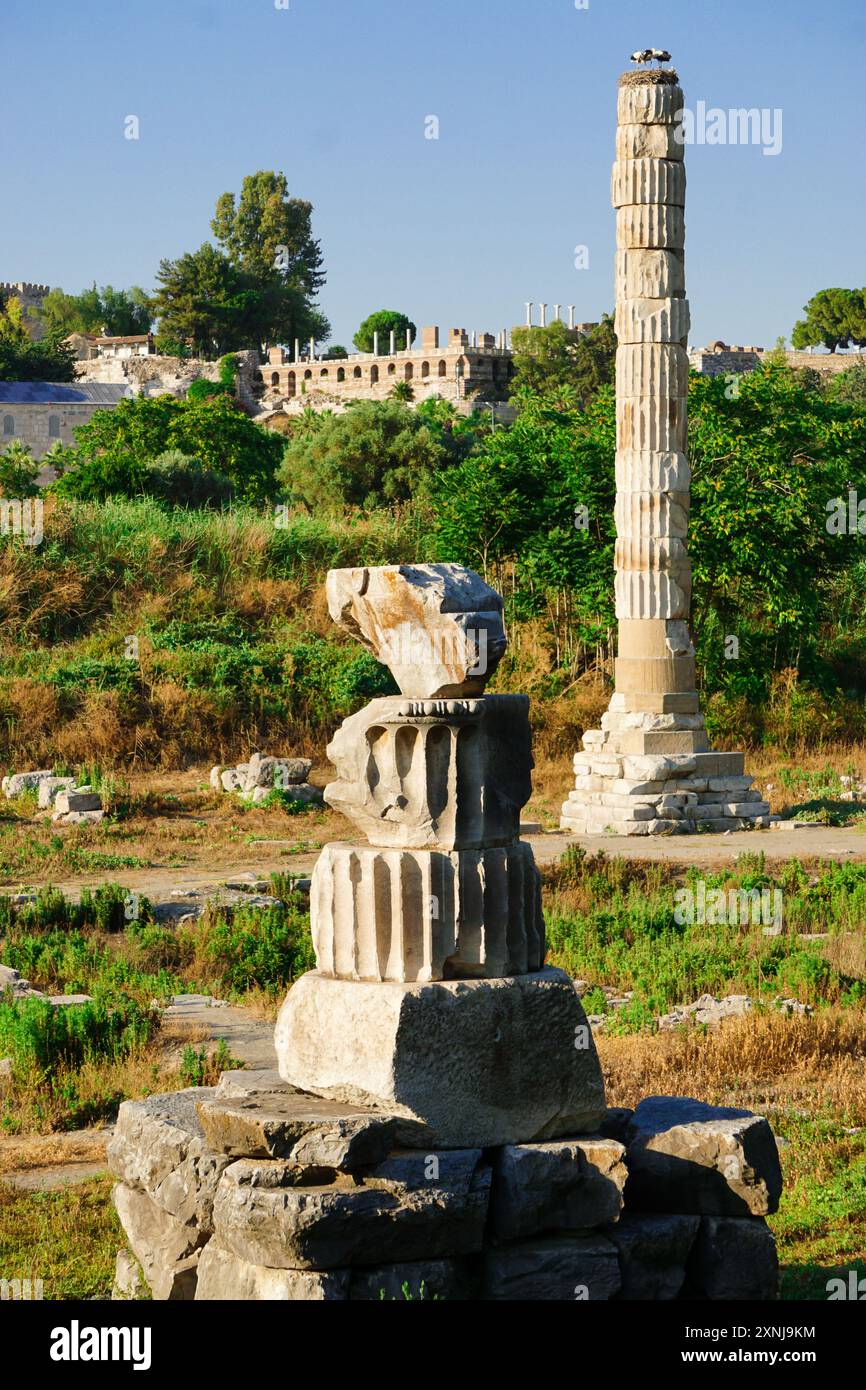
[211,171,329,351]
[792,288,866,353]
[509,315,616,407]
[152,245,252,358]
[39,284,153,338]
[0,440,40,497]
[52,394,282,503]
[279,399,449,510]
[0,294,77,380]
[353,310,416,354]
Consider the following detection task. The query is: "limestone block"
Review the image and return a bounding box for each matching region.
[616,204,684,250]
[615,296,691,345]
[606,1212,700,1299]
[691,752,746,777]
[615,729,710,755]
[215,1069,294,1098]
[708,775,755,792]
[615,654,696,695]
[310,839,544,983]
[274,968,606,1148]
[211,1148,491,1270]
[242,753,313,789]
[323,693,531,850]
[36,776,76,809]
[611,157,686,208]
[609,779,666,796]
[617,80,684,127]
[111,1248,143,1301]
[601,710,705,734]
[195,1088,397,1170]
[54,788,101,814]
[615,570,691,622]
[481,1235,621,1301]
[616,340,688,395]
[113,1183,206,1301]
[622,755,695,781]
[107,1088,229,1229]
[685,1217,779,1300]
[615,449,690,494]
[616,122,684,161]
[614,489,689,537]
[490,1137,627,1241]
[721,801,770,817]
[195,1242,349,1301]
[618,692,700,715]
[3,769,54,798]
[625,1096,783,1216]
[326,563,506,697]
[615,535,688,573]
[220,768,244,792]
[616,399,687,457]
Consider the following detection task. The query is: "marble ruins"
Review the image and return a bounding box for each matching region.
[561,69,770,837]
[108,551,782,1301]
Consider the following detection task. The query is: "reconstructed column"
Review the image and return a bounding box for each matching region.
[560,68,769,837]
[276,563,605,1146]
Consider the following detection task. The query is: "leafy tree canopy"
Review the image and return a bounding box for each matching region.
[0,293,77,381]
[51,394,282,504]
[279,399,456,511]
[791,288,866,353]
[509,315,617,408]
[353,310,416,355]
[39,284,153,338]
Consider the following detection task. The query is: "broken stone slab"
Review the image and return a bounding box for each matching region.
[684,1216,779,1300]
[37,776,76,809]
[275,967,606,1149]
[195,1242,349,1301]
[195,1089,397,1170]
[212,1147,491,1271]
[52,809,104,826]
[326,563,507,698]
[53,788,102,814]
[606,1211,700,1299]
[625,1096,783,1216]
[3,769,54,798]
[113,1182,206,1301]
[215,1069,287,1098]
[107,1088,230,1228]
[490,1136,627,1241]
[481,1234,621,1301]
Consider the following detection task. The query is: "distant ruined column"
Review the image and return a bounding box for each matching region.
[560,66,769,837]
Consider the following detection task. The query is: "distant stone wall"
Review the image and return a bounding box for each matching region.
[2,402,116,461]
[689,346,863,378]
[76,349,261,409]
[1,282,50,341]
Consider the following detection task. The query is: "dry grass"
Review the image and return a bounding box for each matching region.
[598,1006,866,1124]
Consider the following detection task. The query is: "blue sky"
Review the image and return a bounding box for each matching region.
[1,0,862,351]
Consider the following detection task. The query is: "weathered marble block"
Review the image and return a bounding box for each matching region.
[275,968,606,1148]
[310,839,544,983]
[326,563,506,697]
[324,693,532,850]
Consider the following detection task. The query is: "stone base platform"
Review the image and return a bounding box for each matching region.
[108,1079,783,1301]
[561,746,770,837]
[274,967,606,1148]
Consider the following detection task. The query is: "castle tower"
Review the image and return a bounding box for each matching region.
[560,68,769,836]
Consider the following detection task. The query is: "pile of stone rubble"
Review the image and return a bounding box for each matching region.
[2,770,104,824]
[109,1077,782,1302]
[578,986,813,1032]
[209,753,322,807]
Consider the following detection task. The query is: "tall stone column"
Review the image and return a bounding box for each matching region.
[561,68,769,836]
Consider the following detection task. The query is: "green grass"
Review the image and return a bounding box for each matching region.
[0,1176,122,1300]
[544,848,866,1029]
[773,1115,866,1299]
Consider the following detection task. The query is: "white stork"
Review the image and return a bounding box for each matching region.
[630,49,653,65]
[650,48,672,66]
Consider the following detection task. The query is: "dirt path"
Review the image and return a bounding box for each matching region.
[37,823,866,902]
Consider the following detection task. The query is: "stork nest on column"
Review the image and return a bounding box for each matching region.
[618,68,679,87]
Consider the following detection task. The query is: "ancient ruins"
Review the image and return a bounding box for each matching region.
[107,554,782,1300]
[561,69,770,837]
